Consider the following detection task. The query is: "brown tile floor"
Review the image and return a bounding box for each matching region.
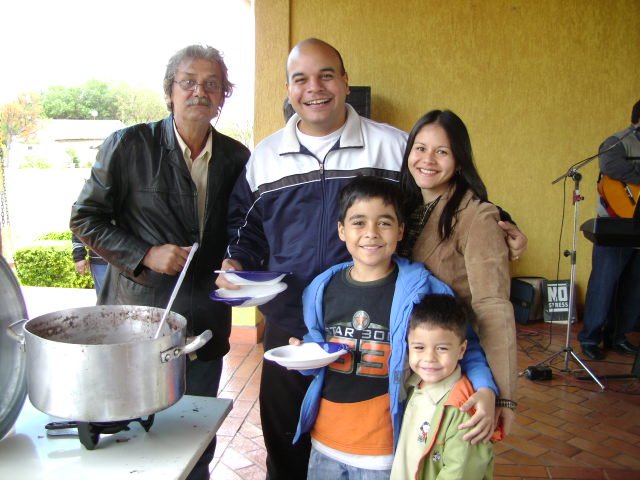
[17,287,640,479]
[212,322,640,480]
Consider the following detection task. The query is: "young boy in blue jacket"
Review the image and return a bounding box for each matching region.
[289,176,497,479]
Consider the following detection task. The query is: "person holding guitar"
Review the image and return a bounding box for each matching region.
[579,99,640,360]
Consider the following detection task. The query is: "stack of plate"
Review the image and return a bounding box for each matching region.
[209,271,290,307]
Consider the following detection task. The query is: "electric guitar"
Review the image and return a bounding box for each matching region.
[597,174,640,218]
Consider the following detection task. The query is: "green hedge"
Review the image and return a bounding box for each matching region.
[14,239,94,288]
[37,231,73,241]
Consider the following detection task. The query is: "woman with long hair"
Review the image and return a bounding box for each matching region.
[398,109,517,438]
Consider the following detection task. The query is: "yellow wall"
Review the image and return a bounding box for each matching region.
[255,0,640,303]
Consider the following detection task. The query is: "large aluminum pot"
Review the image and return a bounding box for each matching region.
[8,305,211,422]
[0,255,27,440]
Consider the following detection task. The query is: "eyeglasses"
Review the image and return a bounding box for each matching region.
[174,79,222,93]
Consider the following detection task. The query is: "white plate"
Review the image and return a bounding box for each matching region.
[214,270,291,286]
[263,342,350,370]
[209,282,288,307]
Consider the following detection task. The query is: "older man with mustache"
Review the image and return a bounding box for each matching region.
[70,45,250,480]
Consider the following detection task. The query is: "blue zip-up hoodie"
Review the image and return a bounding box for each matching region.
[293,256,497,448]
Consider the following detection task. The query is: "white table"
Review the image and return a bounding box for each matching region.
[0,395,232,479]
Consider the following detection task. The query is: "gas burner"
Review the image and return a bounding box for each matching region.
[45,415,155,450]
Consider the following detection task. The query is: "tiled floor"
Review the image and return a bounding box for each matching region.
[212,321,640,480]
[17,287,640,479]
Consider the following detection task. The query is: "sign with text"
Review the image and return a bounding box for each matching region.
[542,280,576,323]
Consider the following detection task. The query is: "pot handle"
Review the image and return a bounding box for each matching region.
[183,329,213,355]
[6,319,28,345]
[160,330,213,363]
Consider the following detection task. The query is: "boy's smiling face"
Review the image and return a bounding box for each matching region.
[338,197,404,281]
[408,325,467,387]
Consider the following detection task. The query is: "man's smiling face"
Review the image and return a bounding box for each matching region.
[286,41,350,137]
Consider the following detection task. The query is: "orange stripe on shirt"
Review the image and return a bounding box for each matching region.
[311,393,393,455]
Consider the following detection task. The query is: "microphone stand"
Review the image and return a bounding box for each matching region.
[535,157,605,390]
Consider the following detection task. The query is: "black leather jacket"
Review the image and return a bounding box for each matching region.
[70,115,250,359]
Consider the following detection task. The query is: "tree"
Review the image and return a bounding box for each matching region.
[0,93,42,166]
[42,80,166,124]
[41,85,81,119]
[42,80,118,120]
[80,79,120,119]
[113,83,167,125]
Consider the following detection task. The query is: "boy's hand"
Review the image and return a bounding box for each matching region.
[286,338,304,370]
[458,387,496,444]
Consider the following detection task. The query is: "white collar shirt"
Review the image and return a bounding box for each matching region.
[174,122,213,238]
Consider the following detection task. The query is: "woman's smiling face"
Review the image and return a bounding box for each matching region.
[408,123,457,203]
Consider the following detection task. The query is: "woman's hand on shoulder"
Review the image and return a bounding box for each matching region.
[458,387,496,444]
[498,220,528,261]
[498,406,516,437]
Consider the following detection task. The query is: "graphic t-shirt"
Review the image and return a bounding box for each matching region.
[311,267,397,455]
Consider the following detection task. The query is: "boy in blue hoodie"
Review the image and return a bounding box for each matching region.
[288,176,497,479]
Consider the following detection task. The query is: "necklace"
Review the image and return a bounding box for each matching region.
[420,197,440,227]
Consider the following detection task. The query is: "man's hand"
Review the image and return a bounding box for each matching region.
[142,244,191,275]
[214,258,244,290]
[75,259,89,275]
[458,387,496,444]
[499,220,528,261]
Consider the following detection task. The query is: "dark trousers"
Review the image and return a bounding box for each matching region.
[579,245,640,345]
[260,320,313,480]
[185,356,223,480]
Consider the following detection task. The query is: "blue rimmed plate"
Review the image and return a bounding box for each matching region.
[214,270,291,286]
[209,282,288,307]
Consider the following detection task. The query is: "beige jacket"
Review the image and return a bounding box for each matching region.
[412,189,518,400]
